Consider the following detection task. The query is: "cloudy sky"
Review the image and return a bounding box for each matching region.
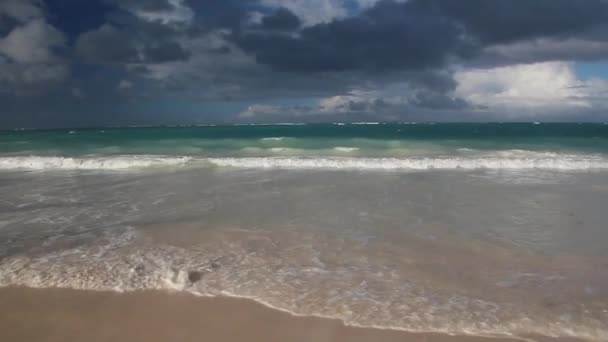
[1,0,608,128]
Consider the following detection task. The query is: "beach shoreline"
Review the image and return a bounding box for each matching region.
[0,287,584,342]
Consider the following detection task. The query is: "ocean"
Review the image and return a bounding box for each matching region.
[1,123,607,340]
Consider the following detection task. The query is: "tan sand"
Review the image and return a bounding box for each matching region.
[0,287,578,342]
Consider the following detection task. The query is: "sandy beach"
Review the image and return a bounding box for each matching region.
[0,287,543,342]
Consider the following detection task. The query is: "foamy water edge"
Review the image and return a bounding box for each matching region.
[0,228,606,341]
[1,154,608,171]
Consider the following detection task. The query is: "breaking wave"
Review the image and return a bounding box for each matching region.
[207,155,608,171]
[0,156,192,171]
[1,153,608,171]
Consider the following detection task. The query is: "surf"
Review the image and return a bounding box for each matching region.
[2,154,608,171]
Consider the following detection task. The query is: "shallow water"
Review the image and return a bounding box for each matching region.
[1,167,607,340]
[2,123,608,340]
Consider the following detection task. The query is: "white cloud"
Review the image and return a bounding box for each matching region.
[247,11,265,25]
[579,77,608,109]
[0,2,69,92]
[240,104,283,118]
[0,0,43,23]
[353,0,403,10]
[260,0,347,26]
[238,79,468,120]
[455,62,595,111]
[0,19,65,64]
[240,103,324,118]
[133,0,194,25]
[117,80,133,91]
[318,95,360,112]
[239,92,381,119]
[238,62,608,122]
[258,0,407,26]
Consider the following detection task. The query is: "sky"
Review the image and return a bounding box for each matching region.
[1,0,608,128]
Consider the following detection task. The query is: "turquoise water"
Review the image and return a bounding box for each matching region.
[2,123,608,156]
[2,123,608,171]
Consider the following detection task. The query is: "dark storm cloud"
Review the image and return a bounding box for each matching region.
[472,39,608,68]
[68,0,608,73]
[183,0,256,31]
[405,71,460,94]
[103,0,172,12]
[261,8,301,31]
[409,92,469,110]
[144,41,189,62]
[3,0,608,129]
[75,16,189,64]
[0,14,18,36]
[236,0,466,72]
[433,0,608,45]
[233,0,608,73]
[76,25,140,64]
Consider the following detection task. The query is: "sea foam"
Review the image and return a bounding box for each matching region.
[206,155,608,171]
[1,153,608,171]
[1,228,607,341]
[0,156,191,171]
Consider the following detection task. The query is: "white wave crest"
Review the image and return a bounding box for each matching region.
[261,137,286,141]
[333,147,360,153]
[207,156,608,171]
[2,154,608,171]
[0,156,192,171]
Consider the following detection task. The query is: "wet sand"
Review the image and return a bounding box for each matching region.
[0,287,582,342]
